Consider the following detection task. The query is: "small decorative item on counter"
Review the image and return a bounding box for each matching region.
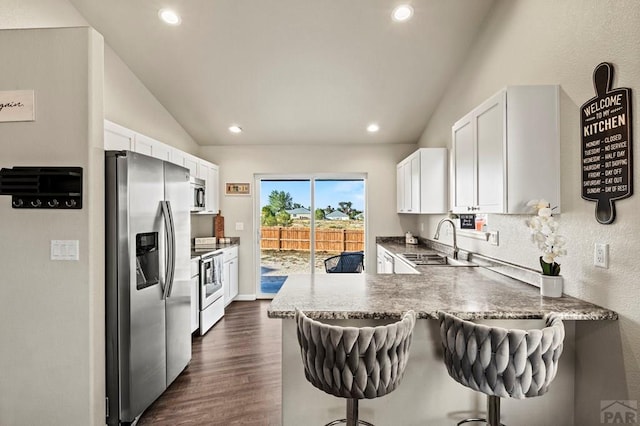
[526,199,567,297]
[405,232,418,245]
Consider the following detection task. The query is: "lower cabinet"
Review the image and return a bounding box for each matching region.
[222,246,239,306]
[190,258,200,333]
[376,244,418,274]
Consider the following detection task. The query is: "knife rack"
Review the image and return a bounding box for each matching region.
[0,167,83,209]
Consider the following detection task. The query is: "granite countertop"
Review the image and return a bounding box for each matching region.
[267,239,617,321]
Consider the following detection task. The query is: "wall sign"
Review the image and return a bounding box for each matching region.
[459,214,476,229]
[0,90,35,122]
[581,62,633,224]
[225,182,250,195]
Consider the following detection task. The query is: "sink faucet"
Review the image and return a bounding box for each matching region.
[433,218,458,260]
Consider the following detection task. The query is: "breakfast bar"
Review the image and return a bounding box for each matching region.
[268,269,616,425]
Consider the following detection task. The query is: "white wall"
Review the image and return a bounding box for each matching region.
[104,45,200,156]
[199,144,417,297]
[417,1,640,424]
[0,27,104,426]
[0,0,201,157]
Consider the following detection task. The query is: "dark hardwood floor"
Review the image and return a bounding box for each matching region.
[137,300,282,425]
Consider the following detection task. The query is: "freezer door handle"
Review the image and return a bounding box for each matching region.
[161,200,176,299]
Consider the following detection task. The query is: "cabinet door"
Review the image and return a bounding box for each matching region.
[223,260,231,305]
[451,115,475,212]
[171,149,187,167]
[475,91,505,213]
[133,133,172,162]
[104,120,134,151]
[183,154,199,176]
[229,258,239,301]
[410,155,420,213]
[396,164,404,213]
[207,164,219,213]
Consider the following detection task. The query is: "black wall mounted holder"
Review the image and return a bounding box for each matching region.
[0,167,83,209]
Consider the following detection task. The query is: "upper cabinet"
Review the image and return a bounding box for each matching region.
[104,120,135,151]
[397,148,448,214]
[451,85,560,214]
[104,120,220,214]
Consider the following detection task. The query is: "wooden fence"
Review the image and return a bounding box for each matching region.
[260,227,364,252]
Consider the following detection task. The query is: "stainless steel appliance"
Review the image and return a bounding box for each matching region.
[199,252,224,335]
[105,151,192,425]
[190,176,206,212]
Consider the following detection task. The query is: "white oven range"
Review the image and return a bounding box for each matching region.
[199,252,224,335]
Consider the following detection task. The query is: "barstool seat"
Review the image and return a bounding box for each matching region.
[295,309,416,426]
[438,312,565,426]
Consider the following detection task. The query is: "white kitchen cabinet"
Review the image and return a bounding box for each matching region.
[198,160,220,213]
[451,85,560,214]
[104,121,221,210]
[133,132,172,162]
[376,244,418,274]
[190,258,200,333]
[182,153,199,177]
[104,120,134,151]
[222,246,239,306]
[396,148,448,214]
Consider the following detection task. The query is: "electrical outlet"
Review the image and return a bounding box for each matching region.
[235,222,244,231]
[488,231,499,246]
[420,222,424,232]
[594,243,609,268]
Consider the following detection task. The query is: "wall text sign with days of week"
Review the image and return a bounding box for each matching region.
[581,62,633,224]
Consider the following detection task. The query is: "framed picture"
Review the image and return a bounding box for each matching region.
[225,182,251,195]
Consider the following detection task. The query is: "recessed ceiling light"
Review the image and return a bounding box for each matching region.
[367,123,380,133]
[158,9,181,25]
[392,5,414,22]
[229,125,243,134]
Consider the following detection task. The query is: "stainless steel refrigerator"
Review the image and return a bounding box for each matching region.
[105,151,191,425]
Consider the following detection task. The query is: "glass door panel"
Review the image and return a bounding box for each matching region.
[257,176,366,297]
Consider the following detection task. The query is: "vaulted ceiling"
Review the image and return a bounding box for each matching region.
[69,0,494,145]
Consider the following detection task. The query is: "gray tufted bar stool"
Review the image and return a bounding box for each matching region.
[295,309,416,426]
[438,312,565,426]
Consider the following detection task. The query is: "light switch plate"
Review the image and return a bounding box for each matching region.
[51,240,79,261]
[488,231,499,246]
[235,222,244,231]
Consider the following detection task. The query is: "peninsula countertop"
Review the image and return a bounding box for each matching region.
[266,268,617,321]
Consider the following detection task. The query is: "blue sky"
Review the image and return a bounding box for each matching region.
[260,179,365,211]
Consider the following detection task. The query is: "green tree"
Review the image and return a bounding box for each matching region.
[324,205,334,215]
[338,201,353,216]
[275,210,292,227]
[315,208,326,220]
[261,206,277,226]
[268,190,293,214]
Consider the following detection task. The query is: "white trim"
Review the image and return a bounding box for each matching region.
[234,294,257,301]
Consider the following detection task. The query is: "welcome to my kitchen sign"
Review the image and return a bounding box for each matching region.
[581,62,633,224]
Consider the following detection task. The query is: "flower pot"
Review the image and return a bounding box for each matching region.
[540,275,563,297]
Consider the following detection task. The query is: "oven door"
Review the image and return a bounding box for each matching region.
[200,254,223,309]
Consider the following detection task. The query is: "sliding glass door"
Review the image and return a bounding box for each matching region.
[255,174,366,298]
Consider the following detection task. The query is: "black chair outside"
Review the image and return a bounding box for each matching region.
[324,251,364,273]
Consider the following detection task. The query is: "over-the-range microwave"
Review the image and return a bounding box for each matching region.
[190,176,206,212]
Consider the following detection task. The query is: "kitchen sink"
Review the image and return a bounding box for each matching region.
[399,252,477,267]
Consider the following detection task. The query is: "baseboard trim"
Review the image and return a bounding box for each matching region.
[235,294,257,301]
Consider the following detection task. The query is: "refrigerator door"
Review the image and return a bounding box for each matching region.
[106,152,168,424]
[163,161,192,384]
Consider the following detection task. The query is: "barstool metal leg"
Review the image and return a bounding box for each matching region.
[324,399,375,426]
[455,395,505,426]
[487,395,500,426]
[347,399,358,426]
